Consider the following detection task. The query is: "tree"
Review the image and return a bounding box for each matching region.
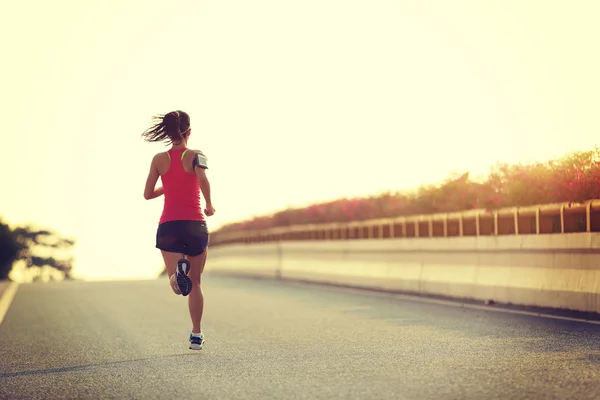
[0,220,75,281]
[213,147,600,234]
[0,221,21,280]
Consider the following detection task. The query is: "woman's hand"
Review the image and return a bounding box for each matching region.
[204,203,216,217]
[151,187,164,199]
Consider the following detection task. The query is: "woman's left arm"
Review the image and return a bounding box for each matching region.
[143,155,164,200]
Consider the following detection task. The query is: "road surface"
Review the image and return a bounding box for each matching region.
[1,275,600,399]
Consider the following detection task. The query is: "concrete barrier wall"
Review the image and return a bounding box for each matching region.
[206,243,281,278]
[206,232,600,314]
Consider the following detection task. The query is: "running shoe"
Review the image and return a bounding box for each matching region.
[189,332,205,350]
[176,258,192,296]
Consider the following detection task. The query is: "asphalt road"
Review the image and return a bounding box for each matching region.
[1,274,600,399]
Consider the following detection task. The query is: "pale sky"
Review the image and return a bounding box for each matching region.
[2,0,599,281]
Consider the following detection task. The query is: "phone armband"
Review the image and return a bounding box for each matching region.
[193,152,208,169]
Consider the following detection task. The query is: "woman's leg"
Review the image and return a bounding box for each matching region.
[161,250,184,295]
[187,248,208,333]
[157,222,189,295]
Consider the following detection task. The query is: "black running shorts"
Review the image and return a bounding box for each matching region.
[156,220,209,256]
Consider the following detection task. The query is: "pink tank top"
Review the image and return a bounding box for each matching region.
[159,148,205,224]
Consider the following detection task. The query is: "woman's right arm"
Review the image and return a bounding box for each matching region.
[194,158,215,216]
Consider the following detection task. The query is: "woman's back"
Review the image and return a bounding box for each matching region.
[159,148,204,224]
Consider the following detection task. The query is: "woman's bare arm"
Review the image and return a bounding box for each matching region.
[195,167,214,215]
[143,155,164,200]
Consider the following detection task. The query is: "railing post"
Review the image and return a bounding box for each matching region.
[378,223,383,239]
[493,211,499,236]
[414,220,419,238]
[475,214,480,236]
[514,208,519,235]
[560,205,565,233]
[428,216,433,237]
[535,208,540,234]
[586,201,592,232]
[401,218,407,237]
[389,221,395,238]
[458,214,464,237]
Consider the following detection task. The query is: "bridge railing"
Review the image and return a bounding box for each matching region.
[210,199,600,246]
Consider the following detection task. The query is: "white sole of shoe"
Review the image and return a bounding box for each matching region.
[189,342,204,350]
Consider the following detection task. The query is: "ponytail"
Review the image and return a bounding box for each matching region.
[141,110,191,145]
[163,111,182,142]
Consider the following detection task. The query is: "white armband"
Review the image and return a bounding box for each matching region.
[193,152,208,169]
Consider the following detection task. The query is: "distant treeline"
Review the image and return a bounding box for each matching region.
[0,220,75,281]
[215,147,600,233]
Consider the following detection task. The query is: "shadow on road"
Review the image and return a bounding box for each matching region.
[0,353,200,379]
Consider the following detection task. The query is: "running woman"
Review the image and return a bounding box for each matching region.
[141,110,215,350]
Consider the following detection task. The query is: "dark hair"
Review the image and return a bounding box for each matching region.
[142,110,191,145]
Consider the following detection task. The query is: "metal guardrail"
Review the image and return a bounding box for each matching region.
[211,199,600,245]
